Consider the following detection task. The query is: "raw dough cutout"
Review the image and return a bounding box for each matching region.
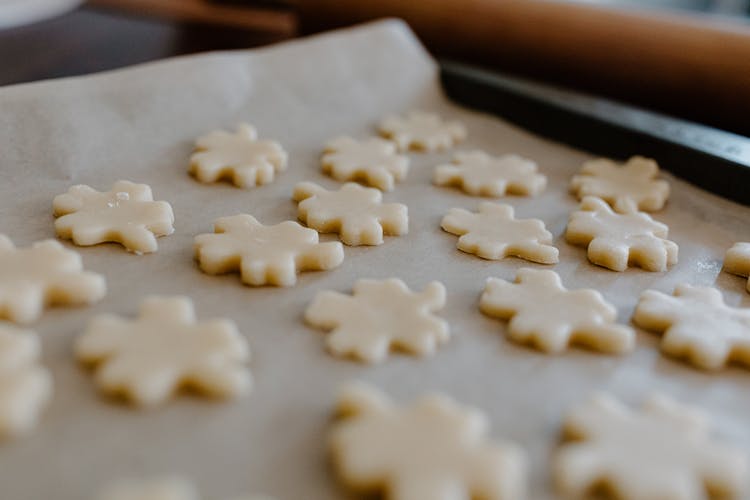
[331,382,527,500]
[570,156,670,212]
[724,242,750,293]
[321,136,409,191]
[97,476,273,500]
[434,151,546,197]
[441,202,558,264]
[189,123,288,188]
[305,279,448,363]
[293,182,408,246]
[565,197,678,272]
[378,111,467,152]
[76,296,251,407]
[54,180,175,253]
[194,214,344,286]
[480,268,634,353]
[556,393,748,500]
[0,325,52,439]
[633,285,750,370]
[0,235,106,324]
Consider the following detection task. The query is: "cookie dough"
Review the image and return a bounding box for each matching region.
[305,278,448,363]
[556,393,748,500]
[441,202,558,264]
[480,268,634,354]
[194,214,344,287]
[53,180,175,253]
[570,156,670,212]
[565,196,678,272]
[189,123,288,188]
[633,284,750,370]
[378,111,466,152]
[76,296,251,407]
[331,382,527,500]
[0,324,52,439]
[0,235,106,324]
[434,151,546,197]
[293,181,408,246]
[724,242,750,293]
[321,136,408,191]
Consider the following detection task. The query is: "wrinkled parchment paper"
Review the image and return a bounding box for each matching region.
[0,20,749,500]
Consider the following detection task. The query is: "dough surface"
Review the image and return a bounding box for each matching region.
[724,242,750,293]
[379,110,466,152]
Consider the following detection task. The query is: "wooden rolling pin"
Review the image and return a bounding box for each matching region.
[292,0,750,135]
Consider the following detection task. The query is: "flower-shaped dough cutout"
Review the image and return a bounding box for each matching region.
[633,284,750,370]
[305,279,448,363]
[441,202,559,264]
[378,111,467,152]
[293,181,408,246]
[0,324,52,439]
[331,382,527,500]
[480,268,634,353]
[0,235,106,324]
[194,214,344,287]
[724,242,750,293]
[570,156,670,212]
[189,123,288,188]
[54,180,175,253]
[75,296,251,407]
[565,197,678,272]
[97,476,274,500]
[321,136,409,191]
[434,151,546,197]
[556,393,749,500]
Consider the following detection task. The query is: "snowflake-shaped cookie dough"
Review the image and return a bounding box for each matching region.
[194,214,343,287]
[441,202,559,264]
[75,296,251,407]
[305,279,448,363]
[0,235,106,324]
[378,111,467,152]
[97,476,274,500]
[0,324,52,439]
[54,180,175,253]
[556,393,748,500]
[565,196,678,272]
[321,136,409,191]
[331,382,527,500]
[434,151,547,197]
[724,242,750,293]
[293,182,408,246]
[633,285,750,370]
[189,123,288,188]
[480,268,634,353]
[570,156,670,212]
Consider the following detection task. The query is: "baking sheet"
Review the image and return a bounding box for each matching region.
[0,19,749,500]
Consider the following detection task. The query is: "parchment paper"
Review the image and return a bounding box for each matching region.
[0,20,749,500]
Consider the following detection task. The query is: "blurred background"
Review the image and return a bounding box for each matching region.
[1,0,749,135]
